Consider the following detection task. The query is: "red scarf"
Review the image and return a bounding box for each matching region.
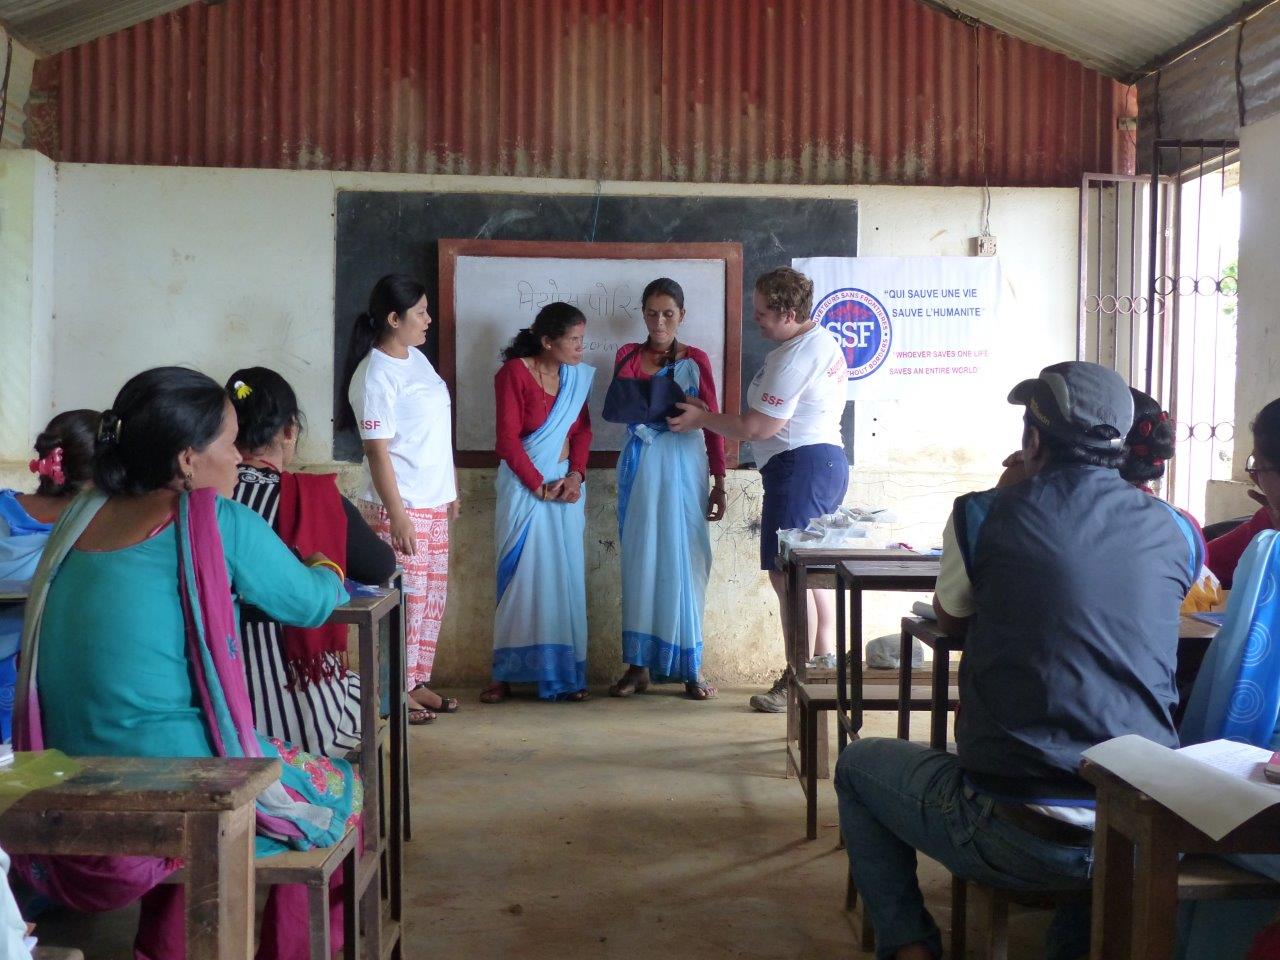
[276,471,349,688]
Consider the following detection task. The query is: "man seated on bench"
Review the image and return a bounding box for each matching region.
[834,361,1203,960]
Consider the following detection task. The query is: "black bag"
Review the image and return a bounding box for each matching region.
[602,346,687,425]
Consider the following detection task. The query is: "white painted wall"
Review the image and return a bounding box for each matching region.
[1237,113,1280,457]
[46,165,1076,469]
[0,149,55,461]
[25,163,1080,683]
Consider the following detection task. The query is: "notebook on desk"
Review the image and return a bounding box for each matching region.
[0,580,29,601]
[1191,612,1226,627]
[344,580,389,600]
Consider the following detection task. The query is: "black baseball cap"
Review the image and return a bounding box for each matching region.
[1008,361,1133,452]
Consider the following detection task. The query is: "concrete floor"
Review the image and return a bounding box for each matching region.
[31,688,1052,959]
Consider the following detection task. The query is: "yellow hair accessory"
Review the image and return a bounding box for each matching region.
[233,381,252,400]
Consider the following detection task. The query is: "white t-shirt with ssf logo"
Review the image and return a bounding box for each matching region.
[747,323,847,469]
[349,347,457,510]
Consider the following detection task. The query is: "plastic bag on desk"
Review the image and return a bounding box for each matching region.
[1180,568,1226,615]
[778,506,896,554]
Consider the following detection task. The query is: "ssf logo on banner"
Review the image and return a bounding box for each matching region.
[793,256,1002,401]
[812,287,893,381]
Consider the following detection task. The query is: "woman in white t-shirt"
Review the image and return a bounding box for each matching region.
[670,267,848,714]
[339,274,460,724]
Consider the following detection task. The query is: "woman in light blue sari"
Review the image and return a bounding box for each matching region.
[608,278,726,701]
[483,303,595,703]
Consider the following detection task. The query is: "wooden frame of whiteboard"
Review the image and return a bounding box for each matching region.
[438,238,743,469]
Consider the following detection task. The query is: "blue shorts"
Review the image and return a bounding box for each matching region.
[759,443,850,570]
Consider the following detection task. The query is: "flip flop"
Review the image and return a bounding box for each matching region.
[608,674,649,697]
[684,681,718,701]
[411,684,460,713]
[408,707,436,725]
[479,682,510,704]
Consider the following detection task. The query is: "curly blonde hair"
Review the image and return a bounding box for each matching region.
[754,267,814,321]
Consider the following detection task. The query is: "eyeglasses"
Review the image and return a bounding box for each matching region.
[1245,455,1279,484]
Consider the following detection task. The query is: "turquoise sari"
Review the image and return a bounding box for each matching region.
[1177,530,1280,960]
[493,362,595,699]
[617,359,712,683]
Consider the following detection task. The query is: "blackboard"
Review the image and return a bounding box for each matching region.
[333,191,858,463]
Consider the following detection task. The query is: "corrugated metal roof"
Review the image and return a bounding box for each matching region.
[0,0,195,55]
[26,0,1133,186]
[937,0,1257,79]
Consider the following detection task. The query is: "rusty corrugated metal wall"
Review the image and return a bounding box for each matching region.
[1136,2,1280,167]
[26,0,1134,185]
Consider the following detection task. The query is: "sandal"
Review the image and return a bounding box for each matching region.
[608,670,650,698]
[411,683,459,713]
[479,682,510,704]
[685,681,717,701]
[408,707,436,725]
[562,688,590,703]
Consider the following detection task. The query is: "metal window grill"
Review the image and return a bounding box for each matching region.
[1079,139,1240,519]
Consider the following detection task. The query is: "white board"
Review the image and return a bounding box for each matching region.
[453,255,727,451]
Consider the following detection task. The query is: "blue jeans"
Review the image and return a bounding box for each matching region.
[835,738,1094,960]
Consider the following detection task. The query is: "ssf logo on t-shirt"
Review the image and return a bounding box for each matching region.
[812,287,892,381]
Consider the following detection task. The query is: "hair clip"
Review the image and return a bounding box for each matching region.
[233,381,252,400]
[29,448,66,486]
[97,412,123,446]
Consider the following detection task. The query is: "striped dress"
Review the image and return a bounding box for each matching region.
[233,465,362,757]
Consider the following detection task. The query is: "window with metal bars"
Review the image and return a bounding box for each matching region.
[1078,140,1239,521]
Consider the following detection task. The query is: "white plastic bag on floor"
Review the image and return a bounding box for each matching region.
[865,634,923,670]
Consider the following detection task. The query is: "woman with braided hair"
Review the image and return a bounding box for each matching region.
[1120,388,1178,492]
[0,409,99,739]
[227,367,395,755]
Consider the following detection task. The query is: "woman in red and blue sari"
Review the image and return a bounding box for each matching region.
[607,278,726,701]
[483,303,594,703]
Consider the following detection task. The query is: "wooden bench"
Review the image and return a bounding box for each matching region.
[951,856,1280,960]
[787,671,960,840]
[256,827,360,960]
[165,823,361,960]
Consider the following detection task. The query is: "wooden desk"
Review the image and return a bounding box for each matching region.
[776,548,930,681]
[776,548,932,792]
[888,614,1222,751]
[243,585,407,959]
[0,755,278,960]
[898,617,962,749]
[1083,758,1280,960]
[834,558,940,751]
[328,588,405,960]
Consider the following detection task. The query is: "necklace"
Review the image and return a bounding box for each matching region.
[531,359,557,414]
[244,455,283,473]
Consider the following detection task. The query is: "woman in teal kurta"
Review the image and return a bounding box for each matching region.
[14,368,358,960]
[38,495,340,759]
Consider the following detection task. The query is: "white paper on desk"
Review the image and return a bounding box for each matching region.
[1082,735,1280,841]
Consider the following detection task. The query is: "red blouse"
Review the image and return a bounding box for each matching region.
[1206,506,1274,588]
[614,343,727,477]
[494,358,592,492]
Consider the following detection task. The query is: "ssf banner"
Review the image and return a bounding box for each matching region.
[791,256,1002,400]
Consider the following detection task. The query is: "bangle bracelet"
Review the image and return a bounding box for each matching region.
[308,558,345,581]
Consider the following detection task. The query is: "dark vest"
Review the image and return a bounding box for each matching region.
[954,464,1202,801]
